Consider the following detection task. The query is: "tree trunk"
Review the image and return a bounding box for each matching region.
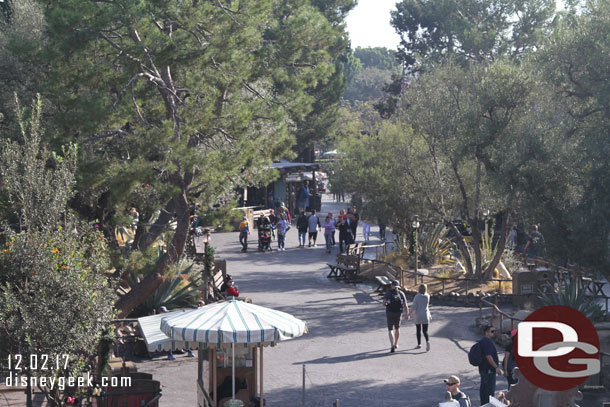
[470,217,483,278]
[115,191,190,318]
[133,197,179,250]
[448,221,474,276]
[484,210,511,279]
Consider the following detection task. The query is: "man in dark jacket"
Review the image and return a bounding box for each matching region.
[479,325,502,404]
[382,280,409,353]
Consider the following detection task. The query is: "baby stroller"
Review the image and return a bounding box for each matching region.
[259,226,272,251]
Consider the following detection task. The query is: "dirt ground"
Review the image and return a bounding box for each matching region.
[360,261,513,295]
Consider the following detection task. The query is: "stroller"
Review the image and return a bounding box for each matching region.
[258,225,272,252]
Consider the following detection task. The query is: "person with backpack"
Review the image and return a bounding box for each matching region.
[473,325,502,405]
[238,216,250,252]
[443,375,471,407]
[382,280,410,353]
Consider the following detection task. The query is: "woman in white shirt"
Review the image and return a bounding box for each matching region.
[412,283,432,351]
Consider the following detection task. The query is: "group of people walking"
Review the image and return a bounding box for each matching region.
[238,204,380,254]
[383,281,432,353]
[383,282,515,406]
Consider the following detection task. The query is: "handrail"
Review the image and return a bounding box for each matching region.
[479,293,521,332]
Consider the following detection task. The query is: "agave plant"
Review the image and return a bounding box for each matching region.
[537,280,604,322]
[118,262,202,318]
[419,224,455,266]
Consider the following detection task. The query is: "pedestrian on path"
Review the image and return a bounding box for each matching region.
[382,280,409,353]
[308,209,320,247]
[443,375,471,407]
[503,329,518,389]
[276,213,289,251]
[412,284,432,351]
[338,210,354,252]
[362,218,371,242]
[239,216,249,252]
[378,218,387,241]
[322,213,334,253]
[478,325,502,405]
[297,211,308,247]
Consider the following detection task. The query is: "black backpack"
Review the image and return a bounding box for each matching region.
[386,290,403,313]
[468,340,485,366]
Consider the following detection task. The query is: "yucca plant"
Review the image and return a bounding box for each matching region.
[419,224,455,266]
[537,280,604,322]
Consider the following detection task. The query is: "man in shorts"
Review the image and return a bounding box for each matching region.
[307,209,320,247]
[382,280,409,353]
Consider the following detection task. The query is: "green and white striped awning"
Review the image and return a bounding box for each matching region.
[160,299,307,346]
[138,309,196,352]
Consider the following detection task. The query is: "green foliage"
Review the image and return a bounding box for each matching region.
[354,47,399,71]
[537,281,604,322]
[0,96,115,403]
[391,0,556,69]
[419,224,455,266]
[344,47,400,103]
[119,262,202,318]
[2,0,355,315]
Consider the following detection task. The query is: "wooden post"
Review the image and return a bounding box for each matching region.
[260,346,264,407]
[442,279,446,296]
[212,347,217,407]
[498,280,502,294]
[466,279,469,295]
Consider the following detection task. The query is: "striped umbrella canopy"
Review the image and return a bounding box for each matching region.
[160,299,307,345]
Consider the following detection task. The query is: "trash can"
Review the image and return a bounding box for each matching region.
[512,269,537,307]
[309,194,322,212]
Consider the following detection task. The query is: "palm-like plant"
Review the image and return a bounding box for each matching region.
[537,280,604,322]
[118,263,202,317]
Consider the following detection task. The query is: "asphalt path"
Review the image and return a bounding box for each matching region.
[138,194,499,406]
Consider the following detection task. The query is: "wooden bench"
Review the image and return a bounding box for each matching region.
[327,253,362,282]
[375,274,393,294]
[211,269,226,301]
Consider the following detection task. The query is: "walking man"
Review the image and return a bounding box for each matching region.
[443,375,471,407]
[382,280,409,353]
[479,325,502,405]
[307,209,320,247]
[239,216,249,252]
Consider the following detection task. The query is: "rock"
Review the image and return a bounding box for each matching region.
[512,309,532,321]
[496,261,511,280]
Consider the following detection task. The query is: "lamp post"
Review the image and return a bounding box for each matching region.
[202,228,211,303]
[412,216,420,286]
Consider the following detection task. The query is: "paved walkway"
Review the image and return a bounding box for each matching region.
[137,194,494,406]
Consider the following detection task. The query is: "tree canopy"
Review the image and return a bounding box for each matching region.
[1,0,354,317]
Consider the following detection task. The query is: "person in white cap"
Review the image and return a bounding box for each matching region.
[382,280,409,353]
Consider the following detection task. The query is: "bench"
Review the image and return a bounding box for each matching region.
[327,253,362,282]
[211,269,226,301]
[375,275,393,294]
